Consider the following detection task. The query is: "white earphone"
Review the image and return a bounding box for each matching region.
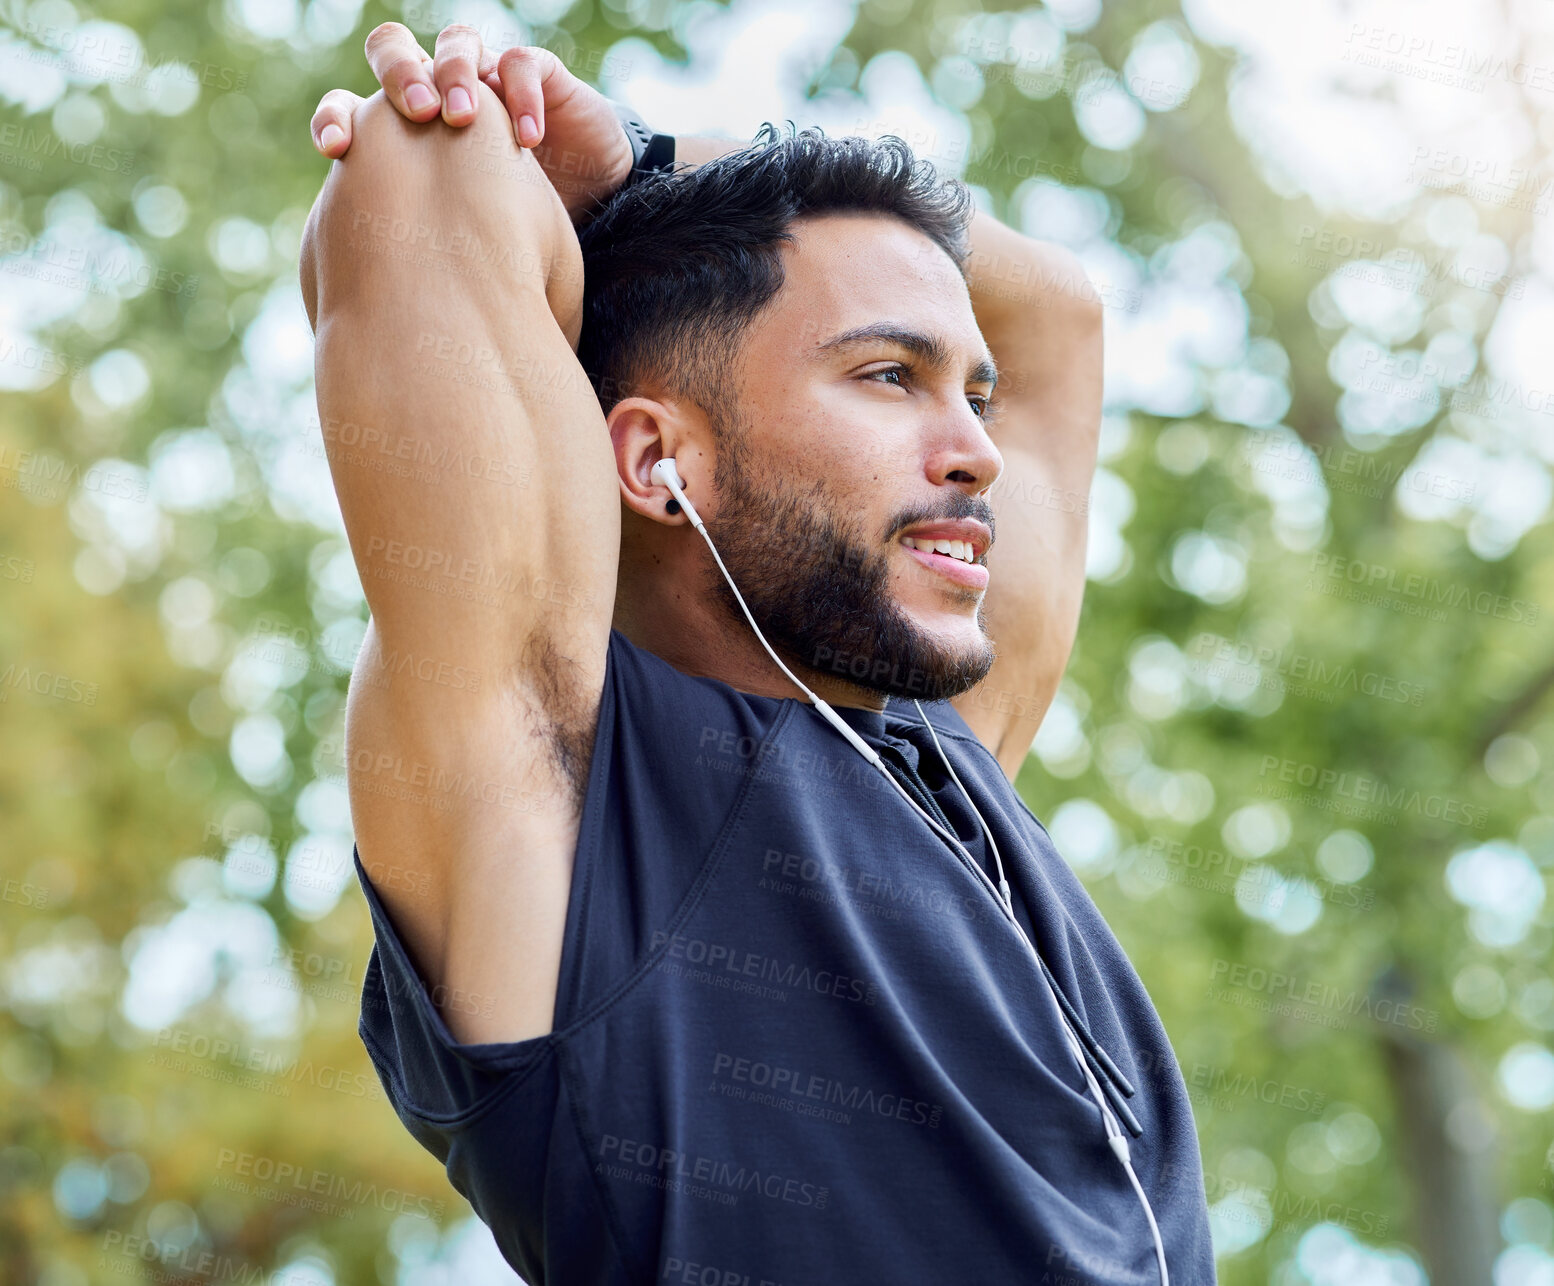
[649,456,1170,1285]
[651,456,883,765]
[651,457,701,525]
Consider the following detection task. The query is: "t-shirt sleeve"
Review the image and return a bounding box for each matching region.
[353,845,558,1136]
[349,627,774,1128]
[353,846,565,1286]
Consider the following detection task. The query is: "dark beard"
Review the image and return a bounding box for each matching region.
[702,422,996,703]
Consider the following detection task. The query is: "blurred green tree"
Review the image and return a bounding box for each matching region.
[2,1,1551,1284]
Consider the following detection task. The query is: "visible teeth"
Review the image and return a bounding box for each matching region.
[903,536,975,563]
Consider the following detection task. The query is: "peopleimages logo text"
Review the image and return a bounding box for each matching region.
[1309,553,1538,623]
[1210,960,1438,1032]
[1257,755,1487,828]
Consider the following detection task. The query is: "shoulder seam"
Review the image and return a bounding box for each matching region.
[546,699,800,1044]
[544,704,797,1284]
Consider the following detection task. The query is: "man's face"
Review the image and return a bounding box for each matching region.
[699,212,1003,703]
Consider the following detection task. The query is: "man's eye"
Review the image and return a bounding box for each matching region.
[866,367,993,419]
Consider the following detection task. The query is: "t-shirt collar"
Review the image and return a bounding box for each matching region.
[827,698,944,774]
[827,698,890,744]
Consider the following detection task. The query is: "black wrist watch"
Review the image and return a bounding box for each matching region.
[610,100,676,189]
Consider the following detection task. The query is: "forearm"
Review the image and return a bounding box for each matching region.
[964,207,1092,335]
[964,209,1102,469]
[672,134,749,168]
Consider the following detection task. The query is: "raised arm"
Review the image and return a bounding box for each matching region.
[946,216,1102,780]
[299,74,620,1043]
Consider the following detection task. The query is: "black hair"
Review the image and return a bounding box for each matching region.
[575,122,976,427]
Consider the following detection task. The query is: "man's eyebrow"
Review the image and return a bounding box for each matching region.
[812,322,998,388]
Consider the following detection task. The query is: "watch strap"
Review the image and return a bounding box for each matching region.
[610,100,676,189]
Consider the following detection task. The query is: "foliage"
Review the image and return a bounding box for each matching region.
[2,1,1550,1283]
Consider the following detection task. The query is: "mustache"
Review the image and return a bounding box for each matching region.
[886,493,996,543]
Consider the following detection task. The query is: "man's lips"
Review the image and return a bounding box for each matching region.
[899,539,990,589]
[896,519,992,559]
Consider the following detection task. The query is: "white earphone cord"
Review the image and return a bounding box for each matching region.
[913,701,1170,1286]
[659,461,1168,1285]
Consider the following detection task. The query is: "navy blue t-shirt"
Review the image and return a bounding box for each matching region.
[351,628,1216,1285]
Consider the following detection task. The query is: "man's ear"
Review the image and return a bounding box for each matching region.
[610,396,712,525]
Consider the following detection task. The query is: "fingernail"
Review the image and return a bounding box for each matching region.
[319,123,344,151]
[518,114,537,145]
[405,83,436,112]
[448,86,472,116]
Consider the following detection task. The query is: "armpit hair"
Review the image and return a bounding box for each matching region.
[516,629,601,814]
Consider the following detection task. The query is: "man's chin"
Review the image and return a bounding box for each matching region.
[800,621,995,704]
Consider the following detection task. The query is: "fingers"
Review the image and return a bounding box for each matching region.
[311,87,364,157]
[494,46,568,147]
[432,24,485,125]
[476,41,501,85]
[364,21,440,120]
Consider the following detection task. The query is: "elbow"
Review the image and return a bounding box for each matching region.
[296,90,412,326]
[1028,241,1105,328]
[1044,243,1106,329]
[299,199,321,332]
[299,84,565,324]
[304,89,396,243]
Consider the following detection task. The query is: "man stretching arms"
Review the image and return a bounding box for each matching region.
[300,21,1213,1285]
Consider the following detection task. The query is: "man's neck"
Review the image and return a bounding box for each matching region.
[611,583,887,712]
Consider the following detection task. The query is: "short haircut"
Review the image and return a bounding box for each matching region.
[575,123,976,428]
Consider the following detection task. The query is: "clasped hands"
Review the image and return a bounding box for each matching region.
[308,21,636,224]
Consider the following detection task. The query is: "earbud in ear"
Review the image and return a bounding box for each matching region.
[651,457,685,491]
[650,457,703,528]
